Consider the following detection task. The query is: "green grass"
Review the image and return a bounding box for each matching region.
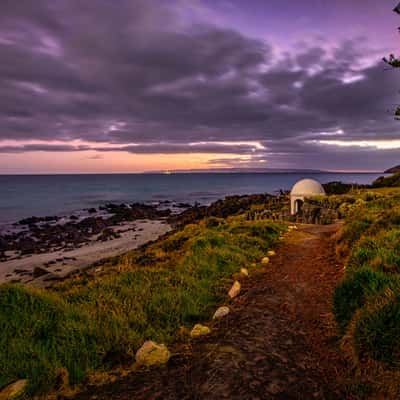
[354,290,400,367]
[0,217,284,395]
[333,267,393,332]
[332,188,400,392]
[0,286,106,395]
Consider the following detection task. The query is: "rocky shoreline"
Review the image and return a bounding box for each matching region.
[0,195,284,263]
[0,202,182,285]
[0,219,171,286]
[0,202,176,261]
[0,194,287,285]
[0,188,347,286]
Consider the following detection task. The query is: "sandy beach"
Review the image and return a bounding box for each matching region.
[0,219,171,285]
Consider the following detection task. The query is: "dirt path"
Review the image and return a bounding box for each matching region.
[74,224,351,400]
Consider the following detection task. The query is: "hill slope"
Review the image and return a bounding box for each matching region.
[384,165,400,173]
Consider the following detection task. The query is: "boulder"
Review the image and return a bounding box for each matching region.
[190,324,211,338]
[240,267,249,277]
[32,266,50,278]
[228,281,241,298]
[135,341,170,366]
[213,306,230,320]
[261,257,270,265]
[0,379,28,400]
[267,250,276,257]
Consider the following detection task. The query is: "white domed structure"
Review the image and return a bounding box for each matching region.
[290,178,325,215]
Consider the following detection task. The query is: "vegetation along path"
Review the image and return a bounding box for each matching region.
[75,224,351,400]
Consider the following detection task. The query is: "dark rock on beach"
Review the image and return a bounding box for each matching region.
[17,215,59,225]
[175,202,192,208]
[97,228,121,242]
[0,202,172,260]
[33,266,50,278]
[104,203,171,225]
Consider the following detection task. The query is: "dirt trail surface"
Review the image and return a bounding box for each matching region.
[74,224,351,400]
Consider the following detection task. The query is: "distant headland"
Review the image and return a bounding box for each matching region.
[385,164,400,173]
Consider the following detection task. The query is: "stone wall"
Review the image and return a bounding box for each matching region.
[246,203,339,225]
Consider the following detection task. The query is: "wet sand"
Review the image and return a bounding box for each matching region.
[0,219,171,285]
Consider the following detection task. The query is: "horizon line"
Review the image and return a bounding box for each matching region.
[0,169,386,176]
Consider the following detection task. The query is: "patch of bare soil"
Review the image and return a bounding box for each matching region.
[73,224,352,400]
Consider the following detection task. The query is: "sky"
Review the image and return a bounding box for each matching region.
[1,0,400,174]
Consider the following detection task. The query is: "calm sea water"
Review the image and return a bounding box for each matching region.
[0,173,384,225]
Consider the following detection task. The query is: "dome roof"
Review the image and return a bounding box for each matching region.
[290,178,325,196]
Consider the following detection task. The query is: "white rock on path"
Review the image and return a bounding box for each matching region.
[0,379,28,400]
[228,280,241,298]
[267,250,276,257]
[240,267,249,277]
[190,324,211,338]
[261,257,270,265]
[213,306,230,319]
[135,340,171,366]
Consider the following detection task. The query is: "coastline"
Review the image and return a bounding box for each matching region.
[0,192,281,287]
[0,172,384,225]
[0,219,171,286]
[0,180,374,287]
[2,180,400,398]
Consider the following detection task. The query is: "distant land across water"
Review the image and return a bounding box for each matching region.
[0,172,386,225]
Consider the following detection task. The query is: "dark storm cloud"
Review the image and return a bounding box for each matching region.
[0,144,90,153]
[0,142,263,155]
[0,0,399,169]
[94,142,262,154]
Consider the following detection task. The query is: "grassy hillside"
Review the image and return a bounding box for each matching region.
[0,217,284,396]
[372,172,400,188]
[333,187,400,397]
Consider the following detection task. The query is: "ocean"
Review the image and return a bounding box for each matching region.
[0,172,384,225]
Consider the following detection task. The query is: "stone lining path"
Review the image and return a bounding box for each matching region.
[74,223,351,400]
